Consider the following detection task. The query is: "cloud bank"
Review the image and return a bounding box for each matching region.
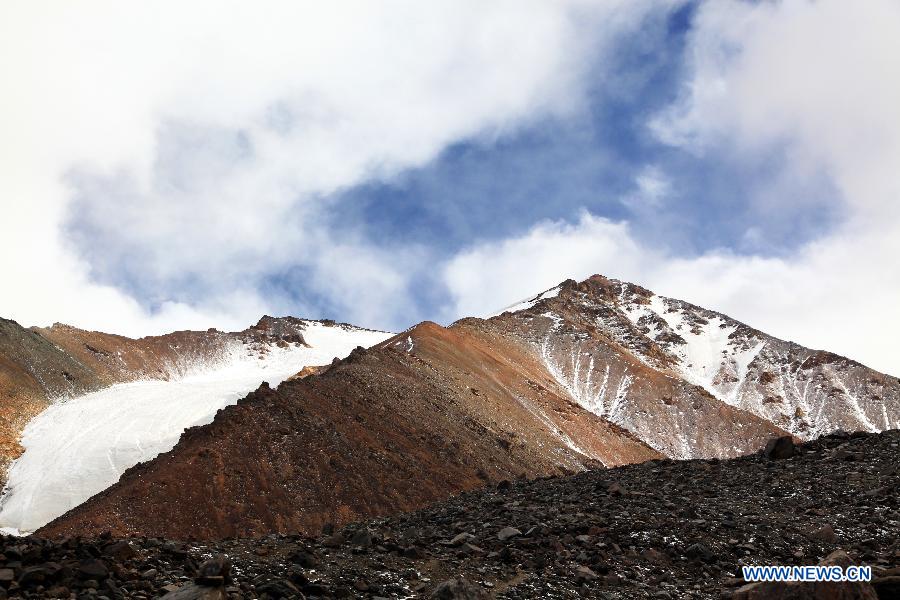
[2,0,656,334]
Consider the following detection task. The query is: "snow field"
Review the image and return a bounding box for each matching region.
[0,323,391,534]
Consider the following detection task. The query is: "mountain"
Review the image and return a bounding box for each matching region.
[34,320,662,539]
[31,275,899,540]
[500,276,899,455]
[0,317,392,533]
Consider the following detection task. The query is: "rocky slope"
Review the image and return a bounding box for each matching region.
[35,276,900,541]
[37,320,661,540]
[0,318,132,479]
[5,429,899,599]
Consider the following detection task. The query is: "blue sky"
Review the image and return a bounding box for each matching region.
[2,1,899,373]
[272,2,843,322]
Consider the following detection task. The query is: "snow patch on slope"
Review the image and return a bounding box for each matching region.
[614,285,897,440]
[621,295,765,406]
[493,285,562,316]
[0,322,391,534]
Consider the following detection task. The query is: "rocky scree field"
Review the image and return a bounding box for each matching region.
[1,429,897,599]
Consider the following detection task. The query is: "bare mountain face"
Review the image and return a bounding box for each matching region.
[33,275,898,540]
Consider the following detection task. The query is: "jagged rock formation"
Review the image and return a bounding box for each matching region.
[493,276,899,455]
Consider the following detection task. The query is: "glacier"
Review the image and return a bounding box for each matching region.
[0,322,392,534]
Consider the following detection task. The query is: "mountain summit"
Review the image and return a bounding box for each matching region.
[498,275,898,455]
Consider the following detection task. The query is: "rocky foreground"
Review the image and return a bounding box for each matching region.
[2,429,898,599]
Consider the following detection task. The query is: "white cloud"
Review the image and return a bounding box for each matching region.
[656,0,900,213]
[443,213,653,318]
[444,0,900,375]
[4,0,898,379]
[621,166,671,210]
[0,0,660,335]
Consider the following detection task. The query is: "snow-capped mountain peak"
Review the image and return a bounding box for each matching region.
[500,275,899,452]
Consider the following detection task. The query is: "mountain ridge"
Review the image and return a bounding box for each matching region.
[0,273,896,540]
[32,273,899,540]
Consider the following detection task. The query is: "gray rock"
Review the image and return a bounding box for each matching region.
[497,526,521,541]
[447,532,474,546]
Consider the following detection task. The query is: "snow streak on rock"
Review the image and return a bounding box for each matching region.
[613,286,898,439]
[513,391,596,469]
[497,276,898,461]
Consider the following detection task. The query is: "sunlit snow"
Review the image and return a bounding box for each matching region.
[0,322,392,534]
[621,295,764,405]
[492,285,562,316]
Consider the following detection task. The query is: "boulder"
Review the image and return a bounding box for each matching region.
[350,528,374,548]
[77,558,109,580]
[872,576,900,598]
[808,524,839,544]
[685,543,716,562]
[195,555,230,586]
[103,540,137,561]
[255,578,303,598]
[497,527,521,541]
[764,436,796,460]
[447,532,475,547]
